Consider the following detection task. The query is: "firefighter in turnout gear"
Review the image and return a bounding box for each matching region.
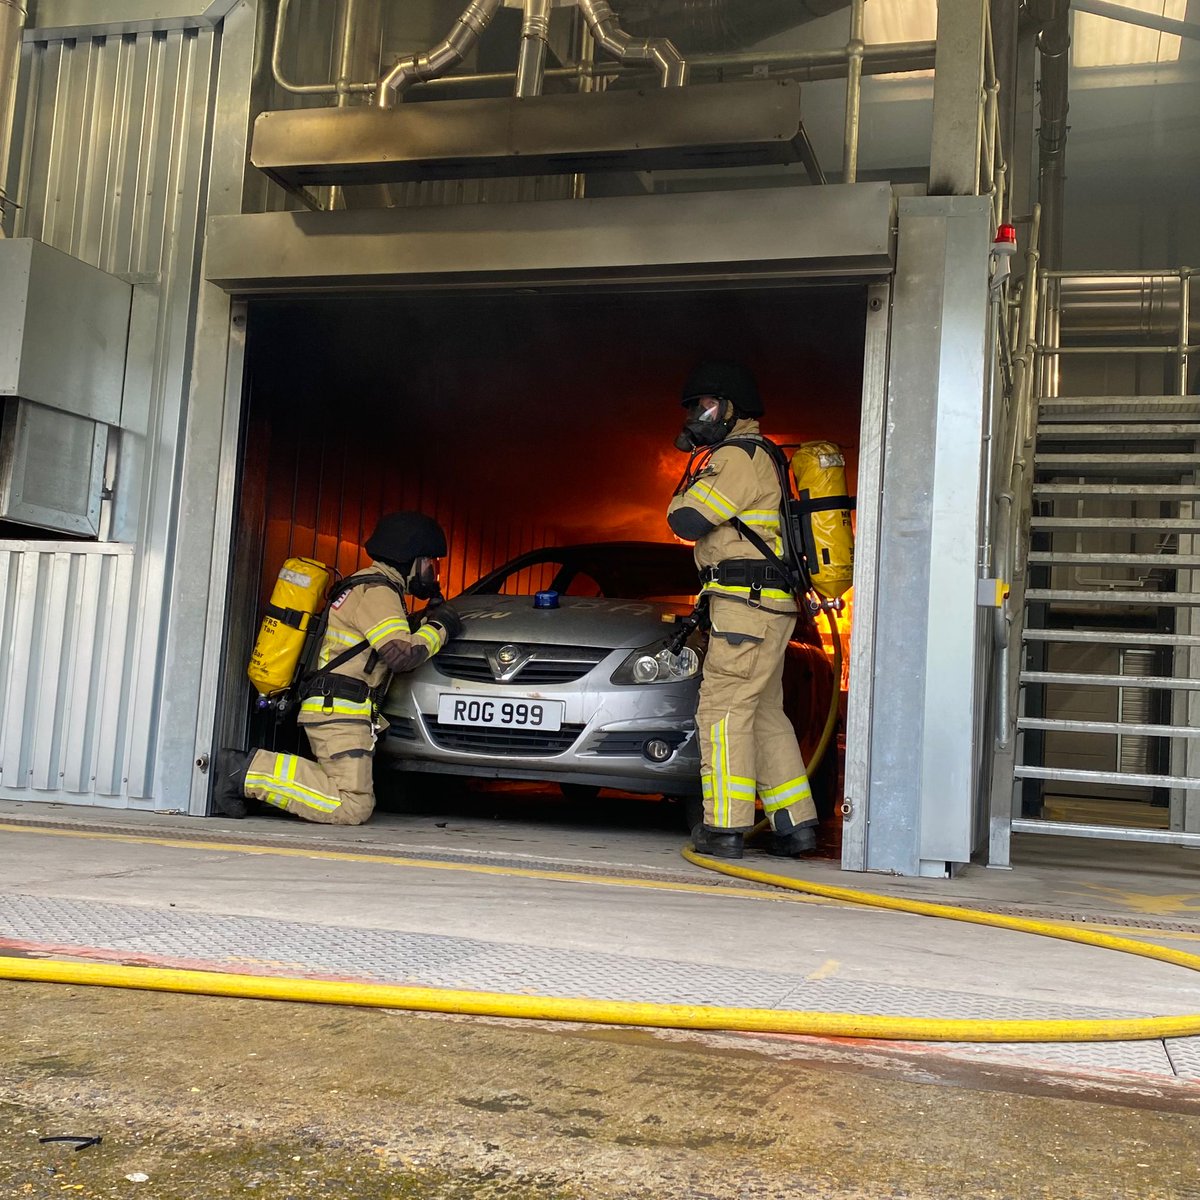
[214,512,463,825]
[667,362,818,860]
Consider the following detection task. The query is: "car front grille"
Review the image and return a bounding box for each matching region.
[431,655,498,684]
[433,642,607,686]
[424,718,586,756]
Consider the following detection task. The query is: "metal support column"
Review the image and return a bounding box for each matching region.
[841,281,891,872]
[928,0,987,196]
[868,196,994,876]
[167,0,262,815]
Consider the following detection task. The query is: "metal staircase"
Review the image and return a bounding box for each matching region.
[997,268,1200,854]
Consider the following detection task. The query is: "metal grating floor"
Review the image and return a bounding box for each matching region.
[2,891,1197,1083]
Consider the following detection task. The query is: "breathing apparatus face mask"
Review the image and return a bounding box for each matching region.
[406,556,443,601]
[674,395,735,452]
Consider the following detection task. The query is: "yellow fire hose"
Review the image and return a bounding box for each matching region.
[806,604,843,779]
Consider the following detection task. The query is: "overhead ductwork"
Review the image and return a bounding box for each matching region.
[376,0,504,108]
[578,0,688,86]
[619,0,852,54]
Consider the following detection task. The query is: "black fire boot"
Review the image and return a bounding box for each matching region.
[691,823,745,860]
[767,810,819,858]
[212,748,252,819]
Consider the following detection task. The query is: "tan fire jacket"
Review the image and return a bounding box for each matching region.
[298,560,448,722]
[667,418,797,613]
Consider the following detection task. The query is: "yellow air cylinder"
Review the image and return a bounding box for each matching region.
[790,441,855,600]
[248,557,332,697]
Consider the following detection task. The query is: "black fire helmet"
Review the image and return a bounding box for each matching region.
[680,361,764,418]
[365,511,448,568]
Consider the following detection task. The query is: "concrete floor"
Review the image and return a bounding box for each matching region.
[3,788,1200,1197]
[1,788,1199,1083]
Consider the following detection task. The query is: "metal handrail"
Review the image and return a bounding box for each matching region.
[979,0,1008,229]
[993,203,1043,750]
[1037,267,1196,396]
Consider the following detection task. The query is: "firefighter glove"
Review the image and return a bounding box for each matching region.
[377,638,428,673]
[427,603,464,644]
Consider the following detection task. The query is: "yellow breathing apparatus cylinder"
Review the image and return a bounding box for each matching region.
[248,557,333,698]
[790,441,855,600]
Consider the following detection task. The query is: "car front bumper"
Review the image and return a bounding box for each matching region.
[377,663,701,796]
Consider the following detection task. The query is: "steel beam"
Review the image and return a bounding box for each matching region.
[25,0,238,38]
[250,81,811,189]
[928,0,987,196]
[205,183,893,294]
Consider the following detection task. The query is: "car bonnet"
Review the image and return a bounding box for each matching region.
[443,594,682,651]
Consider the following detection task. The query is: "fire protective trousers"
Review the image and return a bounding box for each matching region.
[698,597,817,831]
[244,717,377,827]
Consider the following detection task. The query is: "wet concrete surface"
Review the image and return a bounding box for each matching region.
[2,981,1200,1199]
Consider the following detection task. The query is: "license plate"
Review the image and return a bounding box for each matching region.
[437,694,564,732]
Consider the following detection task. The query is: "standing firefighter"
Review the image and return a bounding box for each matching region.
[666,362,818,860]
[214,512,463,825]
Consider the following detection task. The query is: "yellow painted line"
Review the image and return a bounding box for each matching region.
[5,822,1199,942]
[806,958,840,981]
[0,822,834,908]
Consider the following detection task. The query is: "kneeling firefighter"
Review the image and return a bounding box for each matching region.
[214,512,463,826]
[666,362,818,860]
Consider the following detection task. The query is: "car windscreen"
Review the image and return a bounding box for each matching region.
[472,545,698,604]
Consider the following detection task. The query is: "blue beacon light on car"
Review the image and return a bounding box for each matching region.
[534,590,560,609]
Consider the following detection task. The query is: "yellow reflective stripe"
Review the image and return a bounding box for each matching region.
[366,616,410,646]
[701,582,795,602]
[761,775,812,813]
[711,719,725,826]
[740,513,785,556]
[317,629,363,669]
[415,624,442,652]
[299,697,373,718]
[685,482,737,520]
[245,756,341,814]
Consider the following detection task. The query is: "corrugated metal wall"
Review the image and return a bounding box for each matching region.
[0,546,135,801]
[0,26,218,806]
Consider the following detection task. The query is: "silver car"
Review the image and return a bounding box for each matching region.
[379,542,837,811]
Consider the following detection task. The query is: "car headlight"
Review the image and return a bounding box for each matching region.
[611,641,701,685]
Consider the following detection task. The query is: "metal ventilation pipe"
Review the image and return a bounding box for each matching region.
[578,0,689,87]
[515,0,553,98]
[1057,276,1200,344]
[1027,0,1070,269]
[622,0,851,53]
[375,0,504,108]
[0,0,26,235]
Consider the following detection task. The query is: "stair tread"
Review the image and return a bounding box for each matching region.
[1037,423,1200,437]
[1017,717,1200,737]
[1013,764,1200,789]
[1022,629,1200,646]
[1032,483,1199,496]
[1031,518,1200,531]
[1025,587,1200,605]
[1027,551,1200,566]
[1020,670,1200,688]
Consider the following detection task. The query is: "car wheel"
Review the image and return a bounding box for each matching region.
[558,782,602,804]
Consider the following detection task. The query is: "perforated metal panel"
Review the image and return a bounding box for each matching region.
[1,890,1195,1083]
